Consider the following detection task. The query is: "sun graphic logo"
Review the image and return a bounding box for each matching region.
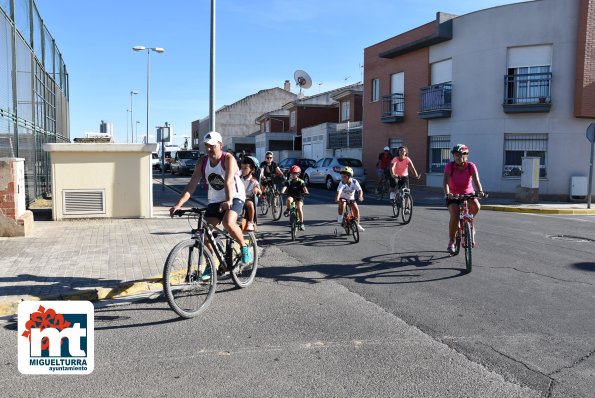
[18,301,94,374]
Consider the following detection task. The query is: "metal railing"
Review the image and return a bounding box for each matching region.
[381,93,405,119]
[504,72,552,105]
[420,82,452,112]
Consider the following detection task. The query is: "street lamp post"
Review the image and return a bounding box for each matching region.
[130,90,138,143]
[132,46,164,143]
[136,121,140,143]
[126,109,131,143]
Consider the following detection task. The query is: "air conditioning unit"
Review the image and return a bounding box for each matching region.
[570,176,588,201]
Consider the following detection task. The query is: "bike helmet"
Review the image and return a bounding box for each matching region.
[451,144,469,154]
[340,166,353,176]
[241,155,259,169]
[290,165,301,174]
[383,146,390,151]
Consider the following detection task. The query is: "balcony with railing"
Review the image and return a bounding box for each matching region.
[381,93,404,122]
[419,82,452,119]
[503,72,552,113]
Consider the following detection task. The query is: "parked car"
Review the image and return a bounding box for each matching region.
[151,153,160,170]
[170,150,201,175]
[278,158,316,179]
[304,157,367,190]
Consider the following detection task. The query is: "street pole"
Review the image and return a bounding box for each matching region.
[146,50,150,144]
[209,0,216,132]
[126,109,129,143]
[588,140,594,209]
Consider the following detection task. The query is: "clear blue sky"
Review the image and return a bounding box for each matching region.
[34,0,529,146]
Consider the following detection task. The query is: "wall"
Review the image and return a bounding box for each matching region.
[44,144,157,220]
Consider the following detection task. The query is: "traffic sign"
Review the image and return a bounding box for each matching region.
[587,123,595,143]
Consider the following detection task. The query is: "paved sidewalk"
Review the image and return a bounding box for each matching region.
[0,181,593,316]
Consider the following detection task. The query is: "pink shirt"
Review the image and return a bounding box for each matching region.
[445,161,477,195]
[391,157,411,177]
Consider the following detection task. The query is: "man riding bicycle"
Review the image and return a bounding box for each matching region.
[169,131,253,266]
[259,151,283,192]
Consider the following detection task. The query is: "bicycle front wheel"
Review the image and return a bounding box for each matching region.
[464,222,473,273]
[350,221,360,243]
[401,193,413,224]
[163,239,217,319]
[230,232,259,288]
[272,192,283,221]
[260,193,270,215]
[392,197,400,218]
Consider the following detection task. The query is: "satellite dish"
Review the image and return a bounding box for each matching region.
[294,70,312,97]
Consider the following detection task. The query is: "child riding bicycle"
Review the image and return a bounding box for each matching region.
[389,146,420,212]
[281,165,309,231]
[336,166,365,232]
[240,156,262,232]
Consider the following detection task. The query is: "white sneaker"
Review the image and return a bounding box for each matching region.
[357,224,365,232]
[337,216,343,223]
[389,192,395,200]
[246,221,255,231]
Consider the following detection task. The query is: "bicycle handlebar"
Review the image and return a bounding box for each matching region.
[445,192,488,199]
[173,207,206,217]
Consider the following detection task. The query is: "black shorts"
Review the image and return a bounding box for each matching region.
[446,198,465,207]
[205,198,245,221]
[288,196,303,202]
[390,176,409,190]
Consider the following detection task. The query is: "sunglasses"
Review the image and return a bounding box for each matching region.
[455,152,468,156]
[266,157,272,159]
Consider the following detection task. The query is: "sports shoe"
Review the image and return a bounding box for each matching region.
[404,208,411,215]
[200,265,212,281]
[241,245,253,264]
[246,221,255,231]
[389,192,395,200]
[357,224,365,232]
[447,241,456,253]
[298,223,305,231]
[337,215,343,223]
[283,209,290,217]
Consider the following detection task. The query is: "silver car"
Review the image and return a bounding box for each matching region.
[170,150,201,176]
[304,157,367,190]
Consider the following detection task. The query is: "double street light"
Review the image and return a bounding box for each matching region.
[132,46,164,143]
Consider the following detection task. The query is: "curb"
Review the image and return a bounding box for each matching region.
[482,205,595,215]
[0,276,163,317]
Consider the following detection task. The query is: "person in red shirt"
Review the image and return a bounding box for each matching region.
[443,144,485,254]
[375,146,393,193]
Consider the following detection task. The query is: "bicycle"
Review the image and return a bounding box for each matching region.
[334,199,360,243]
[284,193,308,241]
[259,177,283,220]
[376,173,390,200]
[391,181,413,224]
[448,193,487,273]
[163,208,259,318]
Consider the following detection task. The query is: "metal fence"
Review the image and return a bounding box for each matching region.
[0,0,69,204]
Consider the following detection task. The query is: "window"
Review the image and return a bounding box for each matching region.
[428,135,450,173]
[341,101,350,121]
[371,78,379,102]
[322,158,332,167]
[290,111,296,128]
[503,134,547,178]
[265,120,270,132]
[505,45,552,104]
[389,138,404,157]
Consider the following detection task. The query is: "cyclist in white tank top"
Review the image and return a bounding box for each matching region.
[170,131,253,265]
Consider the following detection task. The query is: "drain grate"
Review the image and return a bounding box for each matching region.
[548,235,595,243]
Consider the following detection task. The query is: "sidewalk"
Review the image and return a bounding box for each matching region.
[1,181,594,316]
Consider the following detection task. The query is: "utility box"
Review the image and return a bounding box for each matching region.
[570,176,588,201]
[521,157,540,189]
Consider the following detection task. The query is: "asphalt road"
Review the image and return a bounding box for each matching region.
[0,176,593,397]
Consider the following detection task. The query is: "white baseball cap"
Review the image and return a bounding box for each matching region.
[383,146,390,151]
[203,131,222,145]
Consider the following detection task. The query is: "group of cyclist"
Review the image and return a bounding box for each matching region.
[169,130,485,263]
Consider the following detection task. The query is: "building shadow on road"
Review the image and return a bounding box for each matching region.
[0,274,123,299]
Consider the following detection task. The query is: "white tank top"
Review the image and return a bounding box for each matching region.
[204,154,246,203]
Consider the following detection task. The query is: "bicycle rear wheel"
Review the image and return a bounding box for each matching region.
[350,221,360,243]
[163,240,217,318]
[464,223,473,273]
[230,232,259,288]
[260,193,269,216]
[290,212,297,241]
[401,192,413,224]
[272,192,282,220]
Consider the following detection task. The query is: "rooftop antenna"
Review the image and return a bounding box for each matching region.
[294,70,312,98]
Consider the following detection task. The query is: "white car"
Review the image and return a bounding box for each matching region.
[304,157,367,190]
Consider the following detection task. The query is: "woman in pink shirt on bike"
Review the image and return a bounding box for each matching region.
[443,144,485,254]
